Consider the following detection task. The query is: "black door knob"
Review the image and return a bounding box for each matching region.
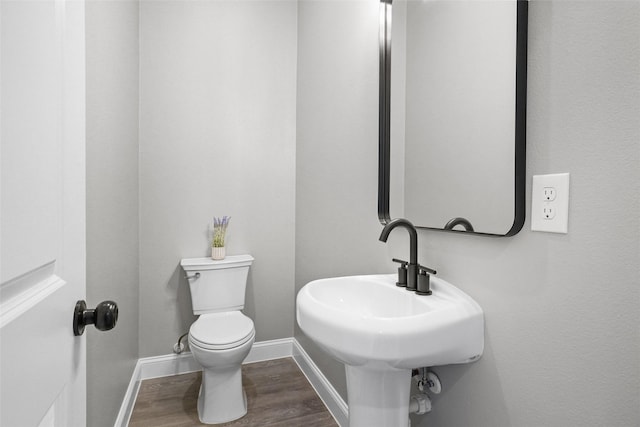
[73,300,119,336]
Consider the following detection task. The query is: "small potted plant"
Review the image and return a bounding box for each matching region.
[211,215,230,260]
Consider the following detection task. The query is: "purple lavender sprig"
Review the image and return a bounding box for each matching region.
[212,215,231,247]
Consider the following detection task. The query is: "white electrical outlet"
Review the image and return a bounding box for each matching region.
[543,187,556,201]
[531,173,570,233]
[542,204,556,219]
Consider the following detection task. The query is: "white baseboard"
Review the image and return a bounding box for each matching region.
[292,339,349,427]
[246,337,294,364]
[114,337,347,427]
[113,361,142,427]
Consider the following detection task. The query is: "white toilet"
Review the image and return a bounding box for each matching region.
[180,254,255,424]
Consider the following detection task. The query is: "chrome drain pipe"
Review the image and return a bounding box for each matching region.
[409,393,431,415]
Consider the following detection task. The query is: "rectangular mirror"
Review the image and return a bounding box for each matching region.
[379,0,528,236]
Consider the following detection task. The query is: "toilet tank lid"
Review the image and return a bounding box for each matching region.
[181,254,254,271]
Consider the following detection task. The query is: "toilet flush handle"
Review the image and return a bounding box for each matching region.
[73,300,119,336]
[185,272,200,280]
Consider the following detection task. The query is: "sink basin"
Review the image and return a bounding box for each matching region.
[296,274,484,427]
[297,273,484,369]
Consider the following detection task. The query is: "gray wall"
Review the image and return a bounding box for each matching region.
[295,0,391,398]
[295,2,640,427]
[86,0,140,426]
[138,0,298,357]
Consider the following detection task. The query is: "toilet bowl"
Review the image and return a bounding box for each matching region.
[181,255,255,425]
[188,312,255,424]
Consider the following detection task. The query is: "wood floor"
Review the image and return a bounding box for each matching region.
[128,357,339,427]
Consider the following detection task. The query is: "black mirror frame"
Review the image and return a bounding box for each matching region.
[378,0,528,237]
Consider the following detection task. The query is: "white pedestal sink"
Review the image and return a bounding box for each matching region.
[296,274,484,427]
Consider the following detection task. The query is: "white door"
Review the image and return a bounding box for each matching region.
[1,0,87,426]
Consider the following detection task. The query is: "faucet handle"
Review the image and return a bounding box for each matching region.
[419,265,437,275]
[416,269,433,296]
[392,258,408,287]
[416,265,436,296]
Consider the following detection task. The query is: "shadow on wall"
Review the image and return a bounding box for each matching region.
[171,265,198,341]
[410,334,510,427]
[243,269,256,329]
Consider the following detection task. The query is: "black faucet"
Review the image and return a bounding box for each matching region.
[379,218,435,294]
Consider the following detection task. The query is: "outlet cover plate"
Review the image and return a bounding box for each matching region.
[531,173,570,233]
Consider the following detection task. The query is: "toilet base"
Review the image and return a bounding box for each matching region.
[197,366,247,424]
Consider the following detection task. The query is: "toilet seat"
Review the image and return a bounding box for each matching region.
[189,312,255,351]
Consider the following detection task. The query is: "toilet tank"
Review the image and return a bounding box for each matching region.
[180,255,254,315]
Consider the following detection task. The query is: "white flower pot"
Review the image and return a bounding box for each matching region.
[211,246,226,260]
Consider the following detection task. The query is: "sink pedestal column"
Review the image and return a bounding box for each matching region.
[345,365,411,427]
